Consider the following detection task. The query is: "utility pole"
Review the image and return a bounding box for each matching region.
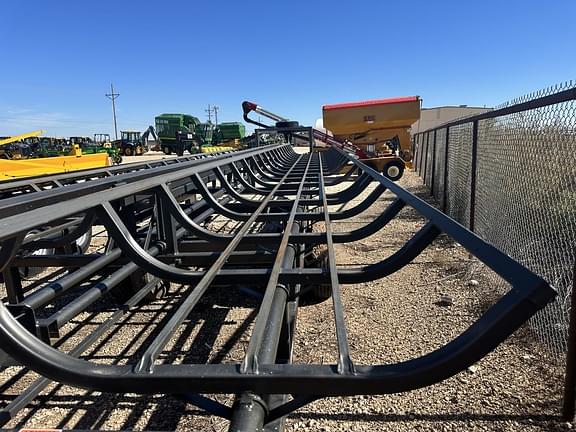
[105,83,120,140]
[205,104,219,125]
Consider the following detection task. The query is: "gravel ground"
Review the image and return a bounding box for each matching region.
[0,162,572,431]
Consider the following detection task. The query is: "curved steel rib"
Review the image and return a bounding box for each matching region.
[0,269,552,396]
[0,140,556,426]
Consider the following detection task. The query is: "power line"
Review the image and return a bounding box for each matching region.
[105,83,120,140]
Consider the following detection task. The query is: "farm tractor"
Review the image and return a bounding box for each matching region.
[112,127,158,157]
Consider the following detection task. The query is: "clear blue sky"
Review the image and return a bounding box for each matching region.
[1,0,575,137]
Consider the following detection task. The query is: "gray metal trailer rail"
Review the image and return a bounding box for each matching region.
[0,124,555,431]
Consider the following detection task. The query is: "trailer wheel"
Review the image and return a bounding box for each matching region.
[163,146,172,155]
[112,271,169,305]
[19,230,54,278]
[382,160,405,181]
[19,228,90,278]
[301,246,332,304]
[74,229,92,254]
[123,146,134,157]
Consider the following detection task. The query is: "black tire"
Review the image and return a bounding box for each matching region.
[301,247,332,304]
[382,160,405,181]
[176,148,184,156]
[19,230,54,278]
[275,120,299,128]
[112,271,169,305]
[123,146,134,156]
[163,146,172,155]
[313,283,332,301]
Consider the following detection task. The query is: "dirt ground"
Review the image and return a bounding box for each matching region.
[0,161,572,431]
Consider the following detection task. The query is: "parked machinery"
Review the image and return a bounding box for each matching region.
[68,135,120,164]
[322,96,421,180]
[0,130,44,159]
[112,126,158,156]
[155,114,247,156]
[242,99,418,181]
[154,113,199,156]
[93,133,112,146]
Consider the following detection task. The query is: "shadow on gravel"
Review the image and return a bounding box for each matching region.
[291,410,562,425]
[5,284,259,431]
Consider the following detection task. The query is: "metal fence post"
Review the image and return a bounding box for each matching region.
[469,120,479,231]
[416,134,422,174]
[430,130,437,197]
[413,136,418,172]
[423,132,430,182]
[412,136,417,172]
[563,260,576,420]
[442,127,450,213]
[419,134,424,175]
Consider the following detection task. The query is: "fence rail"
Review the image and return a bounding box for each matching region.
[413,82,576,361]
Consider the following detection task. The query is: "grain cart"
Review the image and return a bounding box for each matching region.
[242,99,419,181]
[322,96,421,180]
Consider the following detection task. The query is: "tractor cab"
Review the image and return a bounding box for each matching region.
[121,131,141,144]
[94,134,111,147]
[113,131,144,156]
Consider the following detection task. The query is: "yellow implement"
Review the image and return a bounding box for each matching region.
[323,96,420,161]
[0,153,110,181]
[0,130,44,146]
[201,146,235,154]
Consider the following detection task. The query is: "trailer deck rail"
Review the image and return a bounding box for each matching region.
[0,134,555,431]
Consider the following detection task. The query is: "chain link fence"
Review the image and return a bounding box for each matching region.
[413,81,576,359]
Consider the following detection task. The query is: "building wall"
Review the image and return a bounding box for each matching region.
[411,106,491,134]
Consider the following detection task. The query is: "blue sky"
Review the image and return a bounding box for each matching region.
[1,0,575,137]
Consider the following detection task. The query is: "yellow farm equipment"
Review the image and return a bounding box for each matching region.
[200,145,235,154]
[322,96,421,180]
[242,98,421,181]
[0,130,112,181]
[0,130,44,147]
[0,150,110,181]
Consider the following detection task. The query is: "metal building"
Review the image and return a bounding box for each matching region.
[411,105,491,134]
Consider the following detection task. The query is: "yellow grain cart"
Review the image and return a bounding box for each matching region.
[323,96,420,180]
